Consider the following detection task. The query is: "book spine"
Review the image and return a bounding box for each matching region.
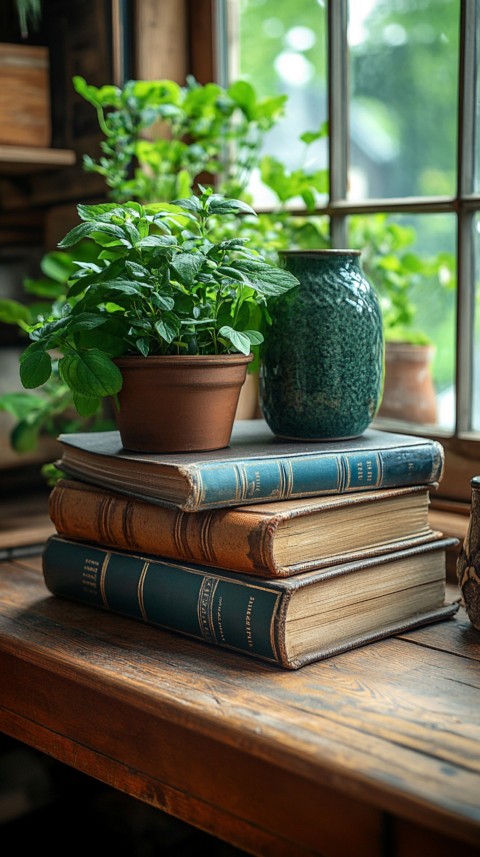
[188,443,444,510]
[42,537,286,665]
[49,482,275,575]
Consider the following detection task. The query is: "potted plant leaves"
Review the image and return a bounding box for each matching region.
[0,75,328,455]
[18,186,298,452]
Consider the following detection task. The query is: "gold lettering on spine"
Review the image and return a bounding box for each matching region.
[82,555,99,592]
[347,456,365,489]
[245,595,255,648]
[137,562,150,619]
[365,458,373,484]
[345,454,382,490]
[245,470,260,498]
[357,454,381,487]
[197,576,219,643]
[217,595,225,642]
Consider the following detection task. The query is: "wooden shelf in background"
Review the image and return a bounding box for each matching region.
[0,145,76,176]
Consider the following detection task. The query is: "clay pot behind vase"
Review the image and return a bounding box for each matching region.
[378,342,437,425]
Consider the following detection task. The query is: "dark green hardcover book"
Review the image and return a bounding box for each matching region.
[42,535,459,669]
[56,418,445,511]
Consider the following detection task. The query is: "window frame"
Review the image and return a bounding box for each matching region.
[188,0,480,505]
[326,0,479,505]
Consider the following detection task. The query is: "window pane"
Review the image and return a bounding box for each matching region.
[348,0,459,200]
[474,2,480,192]
[233,0,328,207]
[473,215,480,429]
[348,213,457,431]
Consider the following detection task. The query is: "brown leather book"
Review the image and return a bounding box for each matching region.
[49,478,441,578]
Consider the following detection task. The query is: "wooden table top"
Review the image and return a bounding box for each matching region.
[1,533,479,856]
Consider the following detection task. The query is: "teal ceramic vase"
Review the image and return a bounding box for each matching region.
[260,249,384,440]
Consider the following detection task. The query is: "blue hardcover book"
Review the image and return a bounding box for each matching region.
[57,419,445,512]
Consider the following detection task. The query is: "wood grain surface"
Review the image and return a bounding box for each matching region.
[0,550,479,856]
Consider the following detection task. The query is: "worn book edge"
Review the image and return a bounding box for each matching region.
[286,601,460,670]
[56,421,446,511]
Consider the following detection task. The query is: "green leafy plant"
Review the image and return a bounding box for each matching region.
[73,73,330,240]
[18,188,298,417]
[0,73,455,454]
[0,76,320,453]
[73,75,288,204]
[349,214,455,346]
[0,245,114,452]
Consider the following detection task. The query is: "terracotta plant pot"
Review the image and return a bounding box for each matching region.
[114,353,253,453]
[378,342,437,425]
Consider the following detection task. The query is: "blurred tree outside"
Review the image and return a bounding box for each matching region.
[236,0,458,411]
[237,0,328,203]
[350,0,458,199]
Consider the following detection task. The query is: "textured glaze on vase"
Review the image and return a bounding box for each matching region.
[114,353,253,453]
[260,250,384,440]
[456,476,480,631]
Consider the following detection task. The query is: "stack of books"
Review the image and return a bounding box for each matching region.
[42,418,459,669]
